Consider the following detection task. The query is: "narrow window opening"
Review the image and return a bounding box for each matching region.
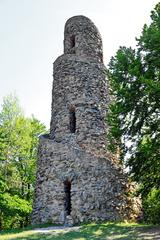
[99,52,103,63]
[69,35,75,54]
[69,106,76,133]
[70,35,75,48]
[64,180,71,215]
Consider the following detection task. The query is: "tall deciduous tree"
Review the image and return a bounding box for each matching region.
[0,94,46,229]
[107,3,160,195]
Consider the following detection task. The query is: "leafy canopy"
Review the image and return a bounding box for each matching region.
[107,3,160,195]
[0,94,47,229]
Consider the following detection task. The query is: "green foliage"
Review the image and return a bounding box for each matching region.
[107,3,160,223]
[0,193,32,216]
[0,94,47,229]
[143,189,160,224]
[0,193,32,229]
[107,3,160,190]
[0,94,23,125]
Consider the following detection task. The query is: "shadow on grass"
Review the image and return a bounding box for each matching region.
[1,222,160,240]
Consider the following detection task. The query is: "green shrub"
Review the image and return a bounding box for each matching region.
[0,193,32,229]
[143,188,160,224]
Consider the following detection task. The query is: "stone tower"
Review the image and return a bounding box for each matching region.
[32,16,140,225]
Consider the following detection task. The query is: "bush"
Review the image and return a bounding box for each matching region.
[0,193,32,229]
[143,188,160,224]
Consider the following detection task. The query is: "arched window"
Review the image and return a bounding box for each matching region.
[69,106,76,133]
[64,179,71,215]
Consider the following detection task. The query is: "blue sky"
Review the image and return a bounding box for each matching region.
[0,0,158,127]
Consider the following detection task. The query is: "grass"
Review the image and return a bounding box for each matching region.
[0,222,159,240]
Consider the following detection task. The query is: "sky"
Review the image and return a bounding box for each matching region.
[0,0,159,127]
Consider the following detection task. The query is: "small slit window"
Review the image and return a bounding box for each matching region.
[69,106,76,133]
[70,35,75,48]
[99,52,103,63]
[68,35,75,54]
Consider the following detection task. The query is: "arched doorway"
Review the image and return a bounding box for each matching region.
[64,179,71,215]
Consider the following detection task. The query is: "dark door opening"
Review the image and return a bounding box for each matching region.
[64,180,71,215]
[69,106,76,133]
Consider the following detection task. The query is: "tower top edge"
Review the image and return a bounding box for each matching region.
[63,15,103,62]
[65,15,93,24]
[64,15,102,38]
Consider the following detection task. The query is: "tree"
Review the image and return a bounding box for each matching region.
[0,94,47,229]
[107,3,160,196]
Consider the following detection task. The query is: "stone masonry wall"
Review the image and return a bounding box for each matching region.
[32,16,141,225]
[50,54,109,149]
[32,135,132,224]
